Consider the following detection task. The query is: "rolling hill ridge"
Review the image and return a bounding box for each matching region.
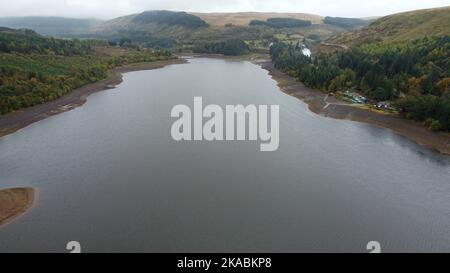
[327,6,450,46]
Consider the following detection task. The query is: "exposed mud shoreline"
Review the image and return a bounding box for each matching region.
[259,61,450,156]
[0,58,187,138]
[0,188,35,227]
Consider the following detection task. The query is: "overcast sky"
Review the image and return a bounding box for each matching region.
[1,0,449,19]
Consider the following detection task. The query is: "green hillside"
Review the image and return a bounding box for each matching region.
[323,17,372,29]
[94,10,207,33]
[0,28,173,114]
[132,11,208,28]
[328,6,450,46]
[271,5,450,132]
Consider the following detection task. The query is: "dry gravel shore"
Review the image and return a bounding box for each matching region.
[0,187,35,227]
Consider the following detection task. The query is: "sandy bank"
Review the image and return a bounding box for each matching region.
[0,187,35,227]
[0,58,187,138]
[259,61,450,156]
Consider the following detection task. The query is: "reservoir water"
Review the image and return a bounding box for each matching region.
[0,58,449,252]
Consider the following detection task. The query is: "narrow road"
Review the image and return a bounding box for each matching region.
[322,94,352,110]
[323,94,331,110]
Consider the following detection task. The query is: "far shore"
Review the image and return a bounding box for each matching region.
[259,61,450,156]
[0,58,187,138]
[0,187,35,227]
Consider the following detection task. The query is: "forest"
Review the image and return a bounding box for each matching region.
[0,29,173,114]
[132,11,208,28]
[323,17,370,29]
[270,36,450,131]
[249,18,312,28]
[193,39,250,56]
[0,28,103,54]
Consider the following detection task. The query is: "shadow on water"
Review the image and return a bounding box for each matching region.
[362,123,450,166]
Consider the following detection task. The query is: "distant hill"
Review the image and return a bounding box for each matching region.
[249,18,312,28]
[131,10,208,28]
[0,16,102,37]
[191,12,323,26]
[327,6,450,46]
[97,10,208,30]
[323,17,372,29]
[0,26,98,55]
[0,10,358,49]
[92,10,346,47]
[0,26,33,34]
[92,10,210,40]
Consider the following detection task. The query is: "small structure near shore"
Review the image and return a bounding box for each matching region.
[342,90,368,104]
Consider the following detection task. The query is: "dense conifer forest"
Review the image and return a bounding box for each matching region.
[270,36,450,131]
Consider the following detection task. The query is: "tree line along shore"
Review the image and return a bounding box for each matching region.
[0,28,174,115]
[269,36,450,133]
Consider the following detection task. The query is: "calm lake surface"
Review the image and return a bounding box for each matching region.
[0,58,449,252]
